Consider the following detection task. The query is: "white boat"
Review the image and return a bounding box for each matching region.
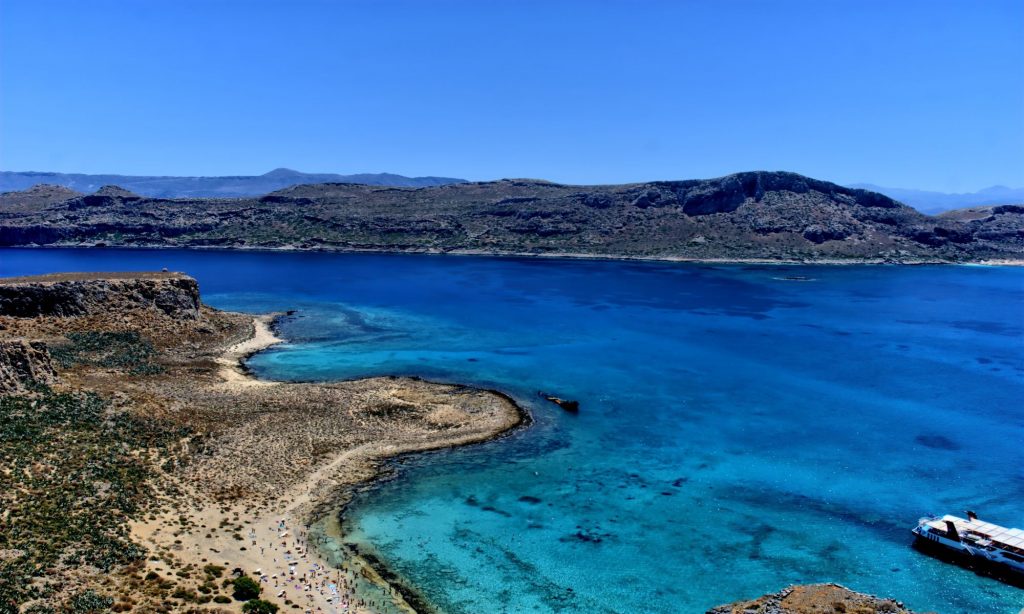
[912,511,1024,582]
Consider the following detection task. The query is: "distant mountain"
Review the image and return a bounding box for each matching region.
[0,168,467,198]
[848,183,1024,215]
[2,171,1021,263]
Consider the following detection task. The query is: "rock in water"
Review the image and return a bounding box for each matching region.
[540,393,580,412]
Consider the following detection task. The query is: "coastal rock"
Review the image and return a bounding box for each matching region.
[0,272,201,319]
[0,339,57,393]
[707,583,918,614]
[541,393,579,412]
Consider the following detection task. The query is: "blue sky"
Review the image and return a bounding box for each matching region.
[1,0,1021,191]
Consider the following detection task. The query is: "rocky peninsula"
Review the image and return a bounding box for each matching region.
[0,272,522,613]
[2,171,1022,263]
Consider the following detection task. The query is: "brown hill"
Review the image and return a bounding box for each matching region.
[1,171,1021,262]
[0,183,82,212]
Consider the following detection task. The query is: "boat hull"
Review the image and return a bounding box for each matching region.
[912,533,1024,588]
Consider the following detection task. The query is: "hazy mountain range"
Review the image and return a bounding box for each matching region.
[0,168,466,198]
[847,183,1024,214]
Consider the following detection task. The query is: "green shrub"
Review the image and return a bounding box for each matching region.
[68,589,113,613]
[51,331,163,375]
[231,576,261,601]
[213,595,232,604]
[242,599,279,614]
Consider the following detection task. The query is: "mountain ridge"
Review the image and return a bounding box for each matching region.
[847,182,1024,214]
[2,170,1021,263]
[0,169,467,198]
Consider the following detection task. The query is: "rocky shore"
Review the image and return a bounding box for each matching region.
[0,272,523,613]
[707,583,920,613]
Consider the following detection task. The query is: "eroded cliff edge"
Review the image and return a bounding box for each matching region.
[0,271,201,319]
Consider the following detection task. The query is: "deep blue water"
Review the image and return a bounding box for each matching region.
[2,249,1023,613]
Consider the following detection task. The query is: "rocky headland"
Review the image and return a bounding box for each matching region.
[2,171,1022,263]
[708,583,921,614]
[0,272,523,613]
[0,271,201,319]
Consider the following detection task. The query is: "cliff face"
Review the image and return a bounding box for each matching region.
[0,272,201,320]
[0,339,57,393]
[707,584,918,614]
[1,171,1022,262]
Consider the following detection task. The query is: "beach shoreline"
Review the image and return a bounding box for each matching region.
[214,313,284,388]
[129,312,529,614]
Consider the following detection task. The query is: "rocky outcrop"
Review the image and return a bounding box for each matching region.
[1,171,1021,262]
[0,272,201,320]
[707,584,917,614]
[540,393,580,412]
[0,339,57,393]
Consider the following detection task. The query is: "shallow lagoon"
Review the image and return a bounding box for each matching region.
[3,249,1022,613]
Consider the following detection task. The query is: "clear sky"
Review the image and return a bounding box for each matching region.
[1,0,1021,191]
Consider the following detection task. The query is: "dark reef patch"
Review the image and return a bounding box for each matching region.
[915,434,961,451]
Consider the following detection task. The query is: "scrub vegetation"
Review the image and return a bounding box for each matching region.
[0,387,181,611]
[50,331,164,375]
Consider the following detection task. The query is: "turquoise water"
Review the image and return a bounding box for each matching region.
[2,249,1022,613]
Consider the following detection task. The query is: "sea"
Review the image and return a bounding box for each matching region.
[2,248,1022,613]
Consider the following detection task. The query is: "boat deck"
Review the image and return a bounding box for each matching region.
[924,515,1024,554]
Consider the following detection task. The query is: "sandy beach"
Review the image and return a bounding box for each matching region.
[128,313,525,614]
[214,314,283,389]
